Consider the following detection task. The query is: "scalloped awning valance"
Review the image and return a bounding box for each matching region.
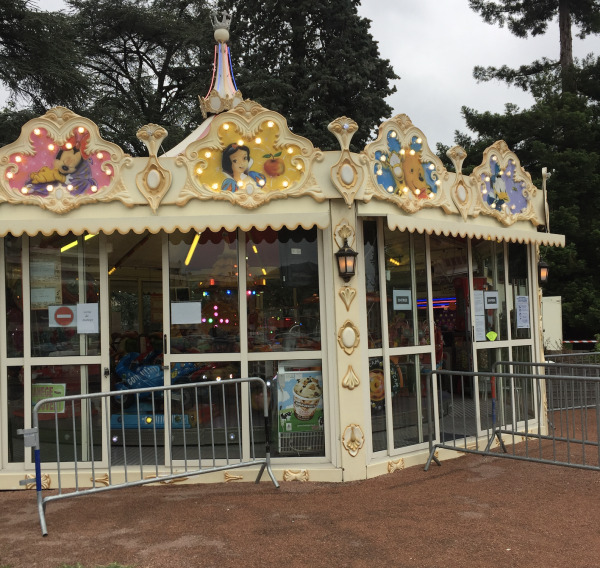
[386,214,565,247]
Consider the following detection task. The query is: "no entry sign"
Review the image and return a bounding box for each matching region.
[48,305,77,328]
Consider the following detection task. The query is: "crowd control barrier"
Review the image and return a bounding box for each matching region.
[424,368,600,475]
[19,377,279,536]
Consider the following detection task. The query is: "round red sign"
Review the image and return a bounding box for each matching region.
[54,306,74,326]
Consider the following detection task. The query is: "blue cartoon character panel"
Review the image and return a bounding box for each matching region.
[373,132,439,199]
[480,156,528,214]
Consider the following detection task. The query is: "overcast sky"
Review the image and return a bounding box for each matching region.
[15,0,600,147]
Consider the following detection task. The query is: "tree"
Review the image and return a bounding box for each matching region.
[437,82,600,338]
[469,0,600,93]
[218,0,399,151]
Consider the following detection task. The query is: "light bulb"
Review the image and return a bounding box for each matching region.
[296,164,302,170]
[67,184,73,191]
[482,189,487,195]
[237,139,244,146]
[223,123,230,130]
[429,164,435,170]
[205,151,211,158]
[283,181,289,188]
[48,144,55,151]
[491,203,496,208]
[410,149,416,155]
[417,138,422,143]
[402,186,408,193]
[387,186,394,193]
[212,183,218,190]
[6,172,13,179]
[400,149,405,155]
[78,127,85,133]
[499,170,504,176]
[91,185,98,192]
[429,193,435,199]
[415,188,421,195]
[255,137,262,144]
[238,181,244,188]
[46,184,53,192]
[390,132,397,138]
[196,167,203,175]
[258,179,265,186]
[15,156,22,162]
[435,180,441,186]
[287,148,293,154]
[267,121,274,127]
[33,128,41,136]
[485,176,490,182]
[20,187,27,194]
[507,171,512,177]
[106,168,112,176]
[66,143,72,149]
[380,155,387,162]
[97,152,103,159]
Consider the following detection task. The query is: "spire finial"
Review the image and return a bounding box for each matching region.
[211,11,232,42]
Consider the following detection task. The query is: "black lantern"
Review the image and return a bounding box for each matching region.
[538,258,549,285]
[335,238,358,282]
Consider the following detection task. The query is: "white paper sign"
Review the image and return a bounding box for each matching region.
[393,290,412,310]
[516,295,530,329]
[48,305,77,328]
[77,303,99,334]
[171,301,202,325]
[484,291,499,310]
[33,288,57,305]
[475,315,486,341]
[30,261,56,279]
[473,290,485,316]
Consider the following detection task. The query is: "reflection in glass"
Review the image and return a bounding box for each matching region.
[508,243,531,340]
[30,232,100,357]
[249,359,325,458]
[512,345,535,421]
[5,236,23,357]
[384,228,428,348]
[369,357,387,452]
[471,239,507,342]
[362,220,382,348]
[477,347,510,433]
[7,366,24,462]
[32,365,101,463]
[169,230,239,354]
[246,227,320,352]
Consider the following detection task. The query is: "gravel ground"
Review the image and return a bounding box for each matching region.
[1,447,600,568]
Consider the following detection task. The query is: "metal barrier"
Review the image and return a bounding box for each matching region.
[19,377,279,536]
[423,368,600,475]
[546,352,600,365]
[493,360,600,411]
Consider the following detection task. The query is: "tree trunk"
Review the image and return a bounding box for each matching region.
[559,0,576,92]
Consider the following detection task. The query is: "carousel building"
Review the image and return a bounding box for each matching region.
[0,14,564,488]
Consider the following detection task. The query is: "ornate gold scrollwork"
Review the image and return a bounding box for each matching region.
[337,320,360,355]
[283,469,309,482]
[338,287,357,311]
[136,124,172,212]
[342,424,365,457]
[341,365,360,390]
[388,458,405,473]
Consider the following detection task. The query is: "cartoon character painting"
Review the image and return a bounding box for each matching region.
[374,133,437,199]
[481,157,528,214]
[221,143,266,193]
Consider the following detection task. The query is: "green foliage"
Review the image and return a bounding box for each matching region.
[438,78,600,338]
[218,0,399,151]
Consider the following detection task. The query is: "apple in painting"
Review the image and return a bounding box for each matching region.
[263,152,285,177]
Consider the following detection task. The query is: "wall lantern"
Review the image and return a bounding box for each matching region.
[335,239,358,282]
[538,258,549,285]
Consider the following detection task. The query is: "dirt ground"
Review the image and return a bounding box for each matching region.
[1,450,600,568]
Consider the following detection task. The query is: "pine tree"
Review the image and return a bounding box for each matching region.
[218,0,398,151]
[469,0,600,93]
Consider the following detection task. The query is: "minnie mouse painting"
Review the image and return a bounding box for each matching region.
[221,143,266,193]
[26,131,100,196]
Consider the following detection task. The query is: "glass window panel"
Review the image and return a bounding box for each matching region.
[7,366,24,462]
[471,239,508,342]
[169,361,242,462]
[363,220,382,349]
[512,345,535,421]
[369,356,387,452]
[32,365,101,463]
[476,347,510,433]
[246,227,320,352]
[390,354,433,449]
[168,229,239,354]
[429,235,472,373]
[5,235,23,358]
[249,359,325,458]
[29,232,100,356]
[384,228,428,348]
[508,243,531,339]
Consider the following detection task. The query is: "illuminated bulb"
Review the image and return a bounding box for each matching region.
[511,205,516,210]
[225,319,229,323]
[46,184,53,192]
[485,176,490,182]
[380,155,387,162]
[214,312,218,316]
[402,186,409,193]
[204,151,211,158]
[507,171,512,177]
[387,186,394,193]
[415,188,421,195]
[33,128,41,135]
[491,203,496,208]
[296,164,302,170]
[238,181,244,188]
[417,138,422,143]
[482,189,487,194]
[283,181,289,188]
[66,142,73,149]
[410,149,416,155]
[237,139,244,146]
[214,305,218,310]
[377,169,383,176]
[106,168,112,176]
[501,203,507,209]
[15,156,22,162]
[220,319,223,323]
[499,170,504,176]
[435,180,441,186]
[429,193,435,199]
[67,184,73,191]
[21,187,28,194]
[196,167,203,175]
[255,137,262,144]
[258,179,265,186]
[223,123,230,130]
[429,164,435,170]
[212,183,218,190]
[400,149,405,155]
[267,121,274,127]
[287,147,293,154]
[91,185,98,192]
[6,172,13,179]
[48,144,55,151]
[78,127,85,133]
[492,156,497,161]
[97,152,104,159]
[390,131,397,138]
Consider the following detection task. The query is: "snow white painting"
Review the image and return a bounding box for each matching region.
[221,143,266,193]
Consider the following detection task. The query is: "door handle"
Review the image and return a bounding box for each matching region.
[161,365,170,371]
